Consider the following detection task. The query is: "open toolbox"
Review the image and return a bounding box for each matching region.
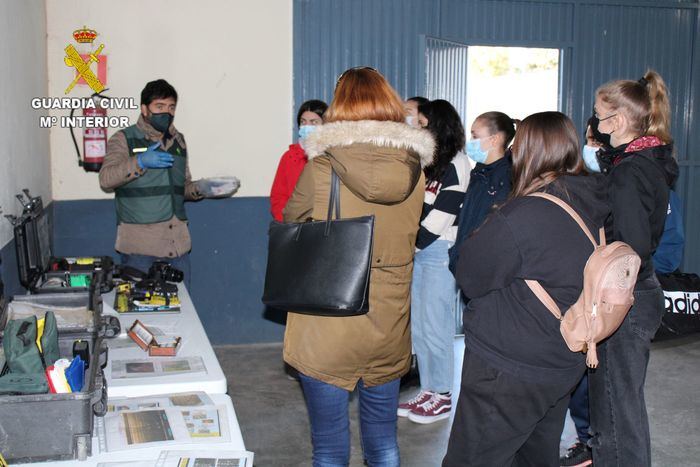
[5,190,115,294]
[0,286,121,463]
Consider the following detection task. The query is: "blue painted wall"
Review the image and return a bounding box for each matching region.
[50,197,283,345]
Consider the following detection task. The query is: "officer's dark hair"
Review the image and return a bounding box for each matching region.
[296,100,328,126]
[141,79,178,106]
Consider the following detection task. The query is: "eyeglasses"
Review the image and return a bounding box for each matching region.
[336,66,379,87]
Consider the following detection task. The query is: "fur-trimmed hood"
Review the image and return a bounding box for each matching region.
[301,120,435,168]
[299,120,432,205]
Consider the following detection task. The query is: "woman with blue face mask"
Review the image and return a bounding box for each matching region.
[581,116,612,174]
[270,99,328,221]
[448,112,517,274]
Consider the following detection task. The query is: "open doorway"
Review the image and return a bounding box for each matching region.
[423,38,561,126]
[465,46,560,125]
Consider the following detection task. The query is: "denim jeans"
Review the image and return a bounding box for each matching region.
[569,372,590,443]
[120,253,191,290]
[411,240,457,394]
[589,284,664,467]
[298,373,400,467]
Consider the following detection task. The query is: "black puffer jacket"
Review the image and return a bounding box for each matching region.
[456,174,610,385]
[598,141,679,287]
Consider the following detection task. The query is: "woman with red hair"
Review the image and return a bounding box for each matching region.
[283,67,434,466]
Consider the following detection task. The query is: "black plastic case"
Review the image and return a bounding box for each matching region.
[0,289,121,463]
[9,192,114,294]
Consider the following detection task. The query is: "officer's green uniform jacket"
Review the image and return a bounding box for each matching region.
[99,115,202,258]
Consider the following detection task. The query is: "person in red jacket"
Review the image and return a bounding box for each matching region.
[270,100,328,221]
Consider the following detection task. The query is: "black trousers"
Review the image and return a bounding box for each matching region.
[443,349,582,467]
[588,286,664,467]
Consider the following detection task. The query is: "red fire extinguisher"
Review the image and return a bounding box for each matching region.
[70,91,108,172]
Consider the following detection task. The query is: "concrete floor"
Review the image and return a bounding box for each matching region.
[214,334,700,466]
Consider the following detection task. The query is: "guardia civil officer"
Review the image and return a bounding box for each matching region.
[99,79,202,284]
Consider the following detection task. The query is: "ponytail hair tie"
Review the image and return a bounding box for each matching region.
[638,77,648,87]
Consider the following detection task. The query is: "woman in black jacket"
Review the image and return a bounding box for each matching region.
[448,111,516,274]
[443,112,609,467]
[588,70,678,467]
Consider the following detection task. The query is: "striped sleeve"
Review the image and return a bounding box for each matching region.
[416,154,470,250]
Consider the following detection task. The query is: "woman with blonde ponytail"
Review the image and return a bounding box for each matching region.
[587,70,679,467]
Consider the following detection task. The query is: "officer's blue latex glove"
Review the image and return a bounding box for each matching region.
[137,142,173,169]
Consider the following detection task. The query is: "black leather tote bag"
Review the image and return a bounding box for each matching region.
[262,169,374,316]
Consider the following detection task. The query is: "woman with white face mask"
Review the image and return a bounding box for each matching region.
[404,96,429,128]
[270,99,327,221]
[397,99,470,425]
[448,111,517,274]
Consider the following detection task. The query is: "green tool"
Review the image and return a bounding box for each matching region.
[68,274,91,287]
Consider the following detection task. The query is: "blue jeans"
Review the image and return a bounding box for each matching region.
[569,372,590,443]
[298,373,400,467]
[589,283,664,467]
[411,240,457,393]
[119,253,191,290]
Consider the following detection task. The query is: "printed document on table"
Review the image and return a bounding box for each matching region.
[106,392,214,413]
[99,404,230,452]
[96,461,157,467]
[111,356,206,379]
[156,450,255,467]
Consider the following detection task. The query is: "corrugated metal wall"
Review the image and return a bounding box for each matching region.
[423,37,469,124]
[293,0,440,106]
[294,0,700,272]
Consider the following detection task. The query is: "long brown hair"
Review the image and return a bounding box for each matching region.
[511,111,584,198]
[596,69,672,144]
[324,68,405,123]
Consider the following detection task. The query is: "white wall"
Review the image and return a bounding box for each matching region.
[46,0,293,200]
[0,0,51,247]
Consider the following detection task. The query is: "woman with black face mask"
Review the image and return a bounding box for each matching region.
[588,70,679,467]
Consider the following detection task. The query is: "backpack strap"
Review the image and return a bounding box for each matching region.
[524,279,563,320]
[528,192,598,247]
[524,192,601,321]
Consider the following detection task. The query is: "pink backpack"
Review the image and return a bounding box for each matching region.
[525,193,641,368]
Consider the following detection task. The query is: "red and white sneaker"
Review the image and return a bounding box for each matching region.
[397,390,434,417]
[407,392,452,424]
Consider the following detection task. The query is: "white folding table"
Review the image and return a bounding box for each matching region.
[101,284,227,397]
[25,393,248,466]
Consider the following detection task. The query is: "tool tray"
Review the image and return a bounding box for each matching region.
[0,289,121,463]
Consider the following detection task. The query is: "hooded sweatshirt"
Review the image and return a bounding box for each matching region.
[455,174,610,385]
[598,138,679,287]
